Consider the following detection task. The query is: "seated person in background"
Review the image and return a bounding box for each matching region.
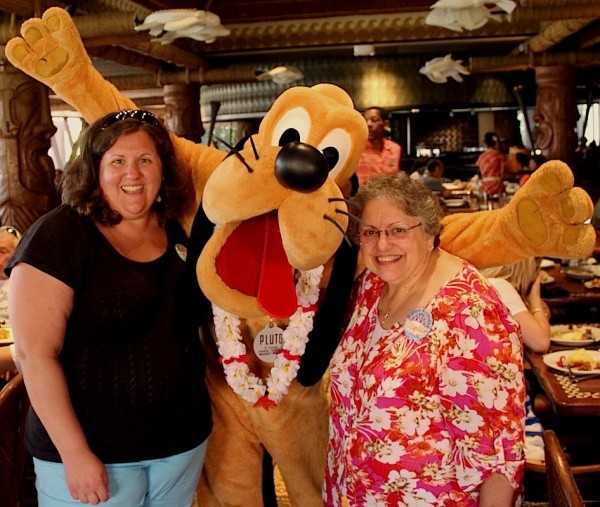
[0,225,21,383]
[480,258,550,465]
[421,157,445,194]
[592,196,600,232]
[515,152,531,174]
[506,147,531,177]
[521,155,547,186]
[476,132,506,196]
[0,225,21,287]
[528,154,547,172]
[421,159,458,200]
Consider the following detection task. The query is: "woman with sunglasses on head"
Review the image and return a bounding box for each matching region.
[324,172,525,506]
[0,225,21,379]
[7,110,212,506]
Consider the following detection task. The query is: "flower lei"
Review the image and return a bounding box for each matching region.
[212,265,323,409]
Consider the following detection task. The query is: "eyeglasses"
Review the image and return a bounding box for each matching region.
[0,226,22,240]
[358,222,421,244]
[99,109,161,131]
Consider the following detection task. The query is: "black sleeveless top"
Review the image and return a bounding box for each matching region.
[7,205,212,463]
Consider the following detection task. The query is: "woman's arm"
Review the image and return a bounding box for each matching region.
[9,263,109,504]
[441,281,525,502]
[479,473,514,507]
[519,272,551,353]
[0,345,15,373]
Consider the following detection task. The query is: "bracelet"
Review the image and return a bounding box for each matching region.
[531,308,544,314]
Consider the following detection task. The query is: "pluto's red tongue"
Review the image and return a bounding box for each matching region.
[215,213,297,318]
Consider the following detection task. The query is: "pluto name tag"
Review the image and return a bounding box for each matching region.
[253,323,285,363]
[404,308,433,342]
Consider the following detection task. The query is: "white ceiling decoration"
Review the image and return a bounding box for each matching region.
[256,66,304,85]
[425,0,517,32]
[135,9,230,45]
[419,54,470,83]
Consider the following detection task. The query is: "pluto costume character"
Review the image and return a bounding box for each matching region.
[6,8,595,506]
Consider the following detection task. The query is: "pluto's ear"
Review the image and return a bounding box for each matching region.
[297,240,359,387]
[186,204,215,317]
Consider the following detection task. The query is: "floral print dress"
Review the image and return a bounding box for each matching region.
[324,262,525,506]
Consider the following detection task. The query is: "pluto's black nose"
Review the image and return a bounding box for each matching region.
[274,141,329,192]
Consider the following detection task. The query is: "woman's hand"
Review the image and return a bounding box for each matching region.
[63,449,109,504]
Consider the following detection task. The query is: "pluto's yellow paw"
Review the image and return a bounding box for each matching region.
[6,8,83,81]
[511,160,594,258]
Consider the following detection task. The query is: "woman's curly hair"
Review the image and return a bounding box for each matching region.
[60,110,193,226]
[350,172,444,247]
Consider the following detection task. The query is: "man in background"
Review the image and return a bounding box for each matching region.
[476,131,506,196]
[355,106,402,186]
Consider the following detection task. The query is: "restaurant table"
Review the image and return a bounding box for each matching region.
[541,263,600,308]
[526,346,600,417]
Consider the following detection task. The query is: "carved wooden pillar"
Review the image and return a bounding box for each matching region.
[533,65,579,164]
[0,64,59,233]
[162,83,204,143]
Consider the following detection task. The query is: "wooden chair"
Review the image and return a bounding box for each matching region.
[543,429,585,507]
[0,373,30,507]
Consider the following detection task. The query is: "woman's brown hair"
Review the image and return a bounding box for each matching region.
[61,109,193,226]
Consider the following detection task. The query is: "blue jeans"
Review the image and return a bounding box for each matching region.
[34,441,207,507]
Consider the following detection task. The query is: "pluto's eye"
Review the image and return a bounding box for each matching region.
[270,107,310,146]
[317,128,352,181]
[322,147,339,171]
[278,128,301,147]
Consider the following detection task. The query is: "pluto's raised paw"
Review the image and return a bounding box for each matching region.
[510,160,595,259]
[6,7,88,83]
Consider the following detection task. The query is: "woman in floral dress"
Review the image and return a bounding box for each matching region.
[324,173,525,506]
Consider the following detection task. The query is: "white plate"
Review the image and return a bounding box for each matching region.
[543,350,600,375]
[550,324,600,346]
[583,279,600,289]
[562,268,597,281]
[540,273,555,285]
[443,198,466,208]
[443,182,465,191]
[540,259,555,269]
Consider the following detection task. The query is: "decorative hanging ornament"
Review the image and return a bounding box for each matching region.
[425,0,516,32]
[135,9,230,45]
[419,54,470,84]
[212,265,323,409]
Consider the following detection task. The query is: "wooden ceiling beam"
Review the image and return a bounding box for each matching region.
[577,23,600,49]
[104,66,258,90]
[469,50,600,72]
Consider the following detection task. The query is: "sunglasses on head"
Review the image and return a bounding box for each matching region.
[99,109,161,131]
[0,226,22,240]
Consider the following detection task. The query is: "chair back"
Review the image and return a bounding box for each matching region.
[543,429,585,507]
[0,373,30,507]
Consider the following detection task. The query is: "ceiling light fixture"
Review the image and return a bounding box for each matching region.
[135,9,230,44]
